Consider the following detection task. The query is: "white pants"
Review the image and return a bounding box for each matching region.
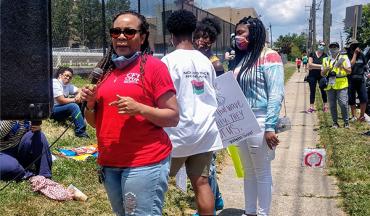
[238,117,275,216]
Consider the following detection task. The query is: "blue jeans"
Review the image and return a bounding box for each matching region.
[0,131,52,181]
[102,156,170,216]
[51,103,86,136]
[327,88,349,124]
[208,152,221,200]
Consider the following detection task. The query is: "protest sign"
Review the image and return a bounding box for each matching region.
[215,72,261,146]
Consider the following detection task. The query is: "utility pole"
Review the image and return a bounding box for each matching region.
[307,5,313,53]
[353,5,359,39]
[340,31,343,48]
[312,0,317,51]
[323,0,331,50]
[269,23,273,48]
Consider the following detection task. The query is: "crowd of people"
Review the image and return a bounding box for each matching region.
[303,39,370,128]
[79,9,283,216]
[0,8,291,216]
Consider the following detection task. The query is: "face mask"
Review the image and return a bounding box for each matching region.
[318,45,325,51]
[111,52,140,70]
[235,35,249,50]
[329,48,339,56]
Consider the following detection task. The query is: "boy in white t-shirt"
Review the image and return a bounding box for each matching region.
[162,10,223,216]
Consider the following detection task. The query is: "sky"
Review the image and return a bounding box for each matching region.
[195,0,369,46]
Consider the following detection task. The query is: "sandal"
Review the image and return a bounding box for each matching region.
[307,108,315,113]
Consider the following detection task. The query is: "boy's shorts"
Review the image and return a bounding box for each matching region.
[170,151,213,177]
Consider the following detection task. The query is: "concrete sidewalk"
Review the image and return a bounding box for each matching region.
[217,71,346,216]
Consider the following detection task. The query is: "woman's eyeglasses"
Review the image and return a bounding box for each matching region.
[62,74,72,79]
[109,28,141,40]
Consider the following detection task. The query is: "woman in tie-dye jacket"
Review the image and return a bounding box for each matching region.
[231,16,284,216]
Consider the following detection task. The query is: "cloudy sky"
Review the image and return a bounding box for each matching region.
[195,0,369,46]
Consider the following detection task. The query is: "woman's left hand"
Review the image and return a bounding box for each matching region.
[109,94,144,115]
[265,131,279,149]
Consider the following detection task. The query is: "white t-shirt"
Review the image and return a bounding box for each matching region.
[161,49,223,157]
[52,78,79,105]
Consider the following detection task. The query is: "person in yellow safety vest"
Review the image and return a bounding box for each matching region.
[321,42,352,129]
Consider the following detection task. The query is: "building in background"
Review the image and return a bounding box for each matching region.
[206,7,258,24]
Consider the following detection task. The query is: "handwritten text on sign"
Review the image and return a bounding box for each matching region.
[215,72,261,145]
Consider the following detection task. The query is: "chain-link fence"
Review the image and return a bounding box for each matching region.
[51,0,235,73]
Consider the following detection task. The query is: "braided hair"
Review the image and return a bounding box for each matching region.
[233,16,266,75]
[96,11,150,84]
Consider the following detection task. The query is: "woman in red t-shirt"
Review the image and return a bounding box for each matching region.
[81,11,179,216]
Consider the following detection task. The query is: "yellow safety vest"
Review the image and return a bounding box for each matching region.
[322,54,349,90]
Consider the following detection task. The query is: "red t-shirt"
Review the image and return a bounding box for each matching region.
[296,59,302,65]
[95,55,175,167]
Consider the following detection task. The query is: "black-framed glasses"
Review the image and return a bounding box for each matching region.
[62,74,72,79]
[109,28,141,40]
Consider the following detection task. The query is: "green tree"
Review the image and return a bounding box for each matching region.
[52,0,74,47]
[105,0,130,45]
[345,3,370,48]
[274,33,307,60]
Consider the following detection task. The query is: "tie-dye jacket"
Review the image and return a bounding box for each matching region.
[237,48,285,132]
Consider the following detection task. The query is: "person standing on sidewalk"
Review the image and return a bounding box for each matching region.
[193,17,225,212]
[322,42,351,128]
[162,10,223,216]
[307,42,329,113]
[347,39,368,122]
[231,16,284,216]
[295,57,302,72]
[302,51,308,72]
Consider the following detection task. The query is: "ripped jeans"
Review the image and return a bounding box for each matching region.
[101,156,170,216]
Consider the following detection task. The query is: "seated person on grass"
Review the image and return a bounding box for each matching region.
[0,120,52,181]
[51,67,89,138]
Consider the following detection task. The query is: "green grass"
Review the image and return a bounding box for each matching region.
[284,62,295,83]
[0,64,297,215]
[315,91,370,216]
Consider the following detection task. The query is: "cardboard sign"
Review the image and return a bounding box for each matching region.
[302,148,326,168]
[215,72,261,146]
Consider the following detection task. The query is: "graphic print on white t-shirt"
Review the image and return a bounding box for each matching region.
[161,49,224,157]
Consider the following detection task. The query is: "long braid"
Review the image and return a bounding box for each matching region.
[234,17,266,107]
[235,16,266,82]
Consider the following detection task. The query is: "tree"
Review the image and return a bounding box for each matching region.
[70,0,102,49]
[274,33,307,60]
[345,3,370,48]
[52,0,74,47]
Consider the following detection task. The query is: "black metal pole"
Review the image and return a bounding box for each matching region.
[138,0,141,14]
[101,0,107,55]
[162,0,166,55]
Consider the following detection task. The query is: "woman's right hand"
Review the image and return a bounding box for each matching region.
[81,85,97,108]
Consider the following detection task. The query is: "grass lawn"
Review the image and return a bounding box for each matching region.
[315,91,370,216]
[0,63,296,216]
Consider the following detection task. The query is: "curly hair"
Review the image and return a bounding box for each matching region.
[55,66,73,78]
[166,10,197,37]
[194,17,221,43]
